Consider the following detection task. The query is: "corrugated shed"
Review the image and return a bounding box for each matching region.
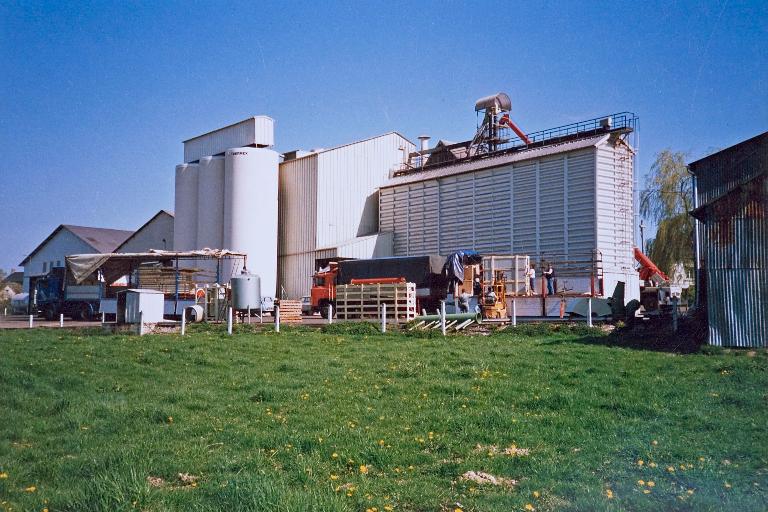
[315,233,394,260]
[278,252,316,299]
[183,117,274,163]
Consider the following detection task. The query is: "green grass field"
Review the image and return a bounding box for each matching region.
[1,324,766,511]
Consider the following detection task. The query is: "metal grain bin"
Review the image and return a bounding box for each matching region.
[231,274,261,310]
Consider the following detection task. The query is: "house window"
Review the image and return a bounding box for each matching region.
[43,262,47,272]
[56,260,61,267]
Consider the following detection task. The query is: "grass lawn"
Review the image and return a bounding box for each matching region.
[0,323,766,511]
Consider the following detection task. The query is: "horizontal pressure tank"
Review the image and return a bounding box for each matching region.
[230,274,262,310]
[173,163,199,251]
[223,147,279,297]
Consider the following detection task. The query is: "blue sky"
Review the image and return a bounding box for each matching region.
[1,0,766,271]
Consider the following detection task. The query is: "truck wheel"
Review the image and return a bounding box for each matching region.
[319,304,329,319]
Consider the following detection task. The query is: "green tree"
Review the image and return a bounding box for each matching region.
[640,150,694,275]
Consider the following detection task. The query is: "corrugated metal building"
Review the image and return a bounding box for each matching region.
[278,133,413,298]
[380,130,639,301]
[689,131,768,347]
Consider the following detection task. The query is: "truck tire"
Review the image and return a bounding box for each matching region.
[77,303,93,321]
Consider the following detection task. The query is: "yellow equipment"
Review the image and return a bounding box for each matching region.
[481,270,507,319]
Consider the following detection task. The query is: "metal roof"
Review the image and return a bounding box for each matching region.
[281,132,414,162]
[20,224,134,266]
[382,134,609,188]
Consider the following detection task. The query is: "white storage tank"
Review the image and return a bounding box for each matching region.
[230,273,262,310]
[223,147,279,297]
[173,163,199,251]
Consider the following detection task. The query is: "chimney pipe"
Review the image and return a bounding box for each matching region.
[417,135,430,152]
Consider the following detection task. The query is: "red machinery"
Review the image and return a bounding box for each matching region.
[499,114,532,144]
[634,247,670,285]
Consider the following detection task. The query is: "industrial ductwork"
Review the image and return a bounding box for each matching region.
[474,92,511,113]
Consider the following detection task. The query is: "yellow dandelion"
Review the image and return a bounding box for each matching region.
[647,481,655,487]
[455,508,464,512]
[378,439,385,446]
[331,452,338,459]
[724,482,732,489]
[525,504,536,511]
[637,459,644,466]
[605,489,614,499]
[698,456,705,462]
[330,474,339,480]
[533,490,541,498]
[667,466,675,473]
[649,462,657,468]
[651,440,658,445]
[643,489,651,494]
[408,465,414,471]
[359,465,369,474]
[687,489,694,495]
[638,480,645,486]
[167,416,173,423]
[0,472,7,479]
[24,485,36,492]
[384,506,393,512]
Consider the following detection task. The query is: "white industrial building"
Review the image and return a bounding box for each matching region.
[115,210,174,253]
[278,133,413,298]
[174,97,640,304]
[19,225,134,294]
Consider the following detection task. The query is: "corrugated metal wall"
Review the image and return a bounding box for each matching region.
[380,146,599,257]
[316,133,413,249]
[701,176,767,347]
[596,139,635,275]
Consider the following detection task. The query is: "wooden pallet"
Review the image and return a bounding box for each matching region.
[336,282,417,323]
[277,300,303,324]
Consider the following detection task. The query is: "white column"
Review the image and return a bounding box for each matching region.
[381,303,387,333]
[440,300,446,336]
[511,298,517,327]
[275,305,280,333]
[29,314,33,328]
[181,309,186,336]
[59,313,64,328]
[587,298,593,327]
[227,307,233,335]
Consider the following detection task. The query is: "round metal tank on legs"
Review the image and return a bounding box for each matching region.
[223,147,279,298]
[231,274,262,310]
[173,163,199,251]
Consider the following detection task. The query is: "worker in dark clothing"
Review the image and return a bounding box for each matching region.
[544,264,555,295]
[473,277,482,297]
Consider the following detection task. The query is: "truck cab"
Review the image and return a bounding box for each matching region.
[310,262,338,318]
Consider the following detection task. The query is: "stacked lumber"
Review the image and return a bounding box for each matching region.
[336,282,416,323]
[137,266,196,296]
[277,300,303,324]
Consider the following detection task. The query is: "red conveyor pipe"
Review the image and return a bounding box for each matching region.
[634,247,670,282]
[499,114,532,144]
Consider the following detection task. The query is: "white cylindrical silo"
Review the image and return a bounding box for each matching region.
[223,147,279,298]
[197,156,225,250]
[173,163,199,251]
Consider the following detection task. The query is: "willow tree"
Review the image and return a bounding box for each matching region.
[640,150,694,275]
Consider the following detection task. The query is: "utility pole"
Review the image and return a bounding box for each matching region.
[639,219,646,253]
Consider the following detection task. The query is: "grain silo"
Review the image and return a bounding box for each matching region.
[223,146,280,296]
[173,163,199,251]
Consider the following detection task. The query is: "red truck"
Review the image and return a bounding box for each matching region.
[309,256,448,317]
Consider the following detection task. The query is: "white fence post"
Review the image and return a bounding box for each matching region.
[138,311,144,336]
[440,300,446,336]
[247,306,251,324]
[587,298,593,327]
[275,305,280,333]
[227,307,233,335]
[59,313,64,328]
[328,304,333,324]
[29,314,33,328]
[4,307,6,316]
[101,311,105,323]
[511,298,517,327]
[381,303,387,333]
[181,309,186,336]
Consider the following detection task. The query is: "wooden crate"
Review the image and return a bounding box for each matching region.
[277,300,303,324]
[336,282,417,323]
